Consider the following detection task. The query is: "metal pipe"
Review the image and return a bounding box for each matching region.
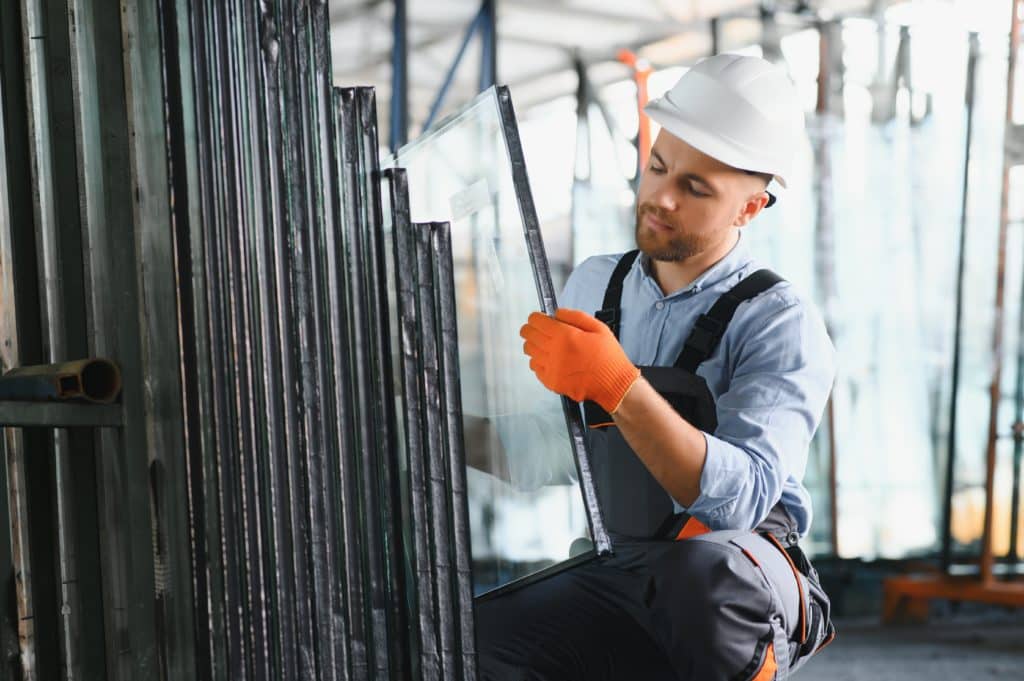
[20,1,84,676]
[0,359,122,404]
[1009,0,1024,569]
[813,19,841,556]
[1010,256,1024,562]
[980,3,1022,585]
[941,32,980,572]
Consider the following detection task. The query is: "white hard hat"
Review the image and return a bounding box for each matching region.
[644,54,804,188]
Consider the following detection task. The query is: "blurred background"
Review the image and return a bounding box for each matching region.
[336,0,1024,675]
[336,0,1023,562]
[1,1,1021,679]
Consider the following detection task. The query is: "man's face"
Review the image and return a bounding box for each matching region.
[635,130,770,262]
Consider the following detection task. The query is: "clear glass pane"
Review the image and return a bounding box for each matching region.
[387,88,594,595]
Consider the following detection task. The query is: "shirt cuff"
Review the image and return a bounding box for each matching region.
[676,431,750,529]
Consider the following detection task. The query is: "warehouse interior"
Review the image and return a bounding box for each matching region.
[0,0,1023,679]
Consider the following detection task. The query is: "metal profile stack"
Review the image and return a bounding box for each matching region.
[172,0,483,675]
[1,0,479,679]
[173,2,478,680]
[384,169,479,681]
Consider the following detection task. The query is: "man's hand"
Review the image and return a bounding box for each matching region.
[519,309,640,414]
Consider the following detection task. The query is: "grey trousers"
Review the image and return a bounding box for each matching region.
[475,531,833,681]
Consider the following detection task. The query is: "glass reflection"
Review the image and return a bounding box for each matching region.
[387,88,592,594]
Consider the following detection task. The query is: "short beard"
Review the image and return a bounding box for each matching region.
[634,207,712,262]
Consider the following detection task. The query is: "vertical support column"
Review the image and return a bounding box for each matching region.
[981,0,1023,584]
[18,1,83,678]
[391,0,408,152]
[570,54,591,268]
[479,0,496,91]
[759,2,783,65]
[813,19,842,557]
[0,11,38,673]
[118,0,195,677]
[941,32,980,572]
[62,0,125,677]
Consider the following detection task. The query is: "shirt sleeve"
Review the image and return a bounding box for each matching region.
[681,297,836,531]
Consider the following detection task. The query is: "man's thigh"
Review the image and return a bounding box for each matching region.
[474,533,817,681]
[474,562,676,681]
[639,531,807,680]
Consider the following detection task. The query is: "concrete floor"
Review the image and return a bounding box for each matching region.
[793,611,1024,680]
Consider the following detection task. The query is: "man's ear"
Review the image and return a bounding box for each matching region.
[733,192,770,227]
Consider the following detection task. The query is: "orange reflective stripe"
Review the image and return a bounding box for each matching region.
[751,642,777,681]
[764,533,808,645]
[674,517,712,540]
[588,421,615,429]
[740,547,761,568]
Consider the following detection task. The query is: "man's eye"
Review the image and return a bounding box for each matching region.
[649,164,666,174]
[689,183,710,198]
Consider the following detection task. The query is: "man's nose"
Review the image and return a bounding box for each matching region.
[647,181,679,213]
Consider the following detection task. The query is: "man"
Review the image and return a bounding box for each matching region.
[475,54,836,680]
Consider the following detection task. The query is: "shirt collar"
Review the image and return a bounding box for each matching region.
[637,231,753,299]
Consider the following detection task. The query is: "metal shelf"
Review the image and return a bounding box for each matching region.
[0,401,123,428]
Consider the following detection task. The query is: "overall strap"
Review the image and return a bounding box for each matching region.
[594,250,640,339]
[674,269,784,374]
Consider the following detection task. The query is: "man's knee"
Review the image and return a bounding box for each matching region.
[649,536,779,680]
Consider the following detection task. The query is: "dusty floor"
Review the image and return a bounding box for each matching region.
[794,611,1024,680]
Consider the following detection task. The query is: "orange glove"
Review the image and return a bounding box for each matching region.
[520,308,640,414]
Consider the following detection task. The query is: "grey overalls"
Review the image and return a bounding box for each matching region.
[476,250,835,680]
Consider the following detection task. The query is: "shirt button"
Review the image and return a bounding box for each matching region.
[655,302,665,310]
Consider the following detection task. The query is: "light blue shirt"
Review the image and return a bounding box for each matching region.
[560,233,835,536]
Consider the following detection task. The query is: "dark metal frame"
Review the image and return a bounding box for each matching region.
[432,221,480,681]
[413,222,460,680]
[385,170,443,681]
[493,85,612,556]
[386,169,441,681]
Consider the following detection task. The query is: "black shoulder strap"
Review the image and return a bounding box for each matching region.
[594,249,640,339]
[675,269,784,373]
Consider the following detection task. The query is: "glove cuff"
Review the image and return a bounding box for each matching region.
[594,362,641,415]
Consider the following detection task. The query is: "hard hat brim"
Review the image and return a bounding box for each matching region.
[645,97,789,189]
